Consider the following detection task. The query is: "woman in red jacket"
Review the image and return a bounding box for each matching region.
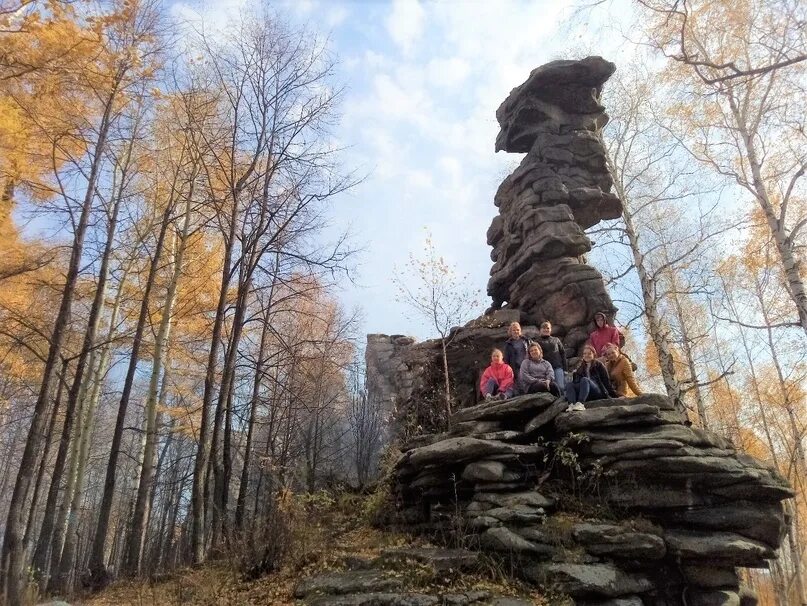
[480,348,515,401]
[588,311,623,356]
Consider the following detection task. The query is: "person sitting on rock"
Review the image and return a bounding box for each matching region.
[480,348,515,401]
[519,343,561,396]
[564,344,617,408]
[588,311,623,357]
[503,321,531,381]
[535,321,567,389]
[603,343,642,397]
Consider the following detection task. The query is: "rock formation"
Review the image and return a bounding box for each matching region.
[365,57,795,606]
[294,548,536,605]
[390,393,793,605]
[367,57,630,420]
[488,56,623,355]
[366,334,425,436]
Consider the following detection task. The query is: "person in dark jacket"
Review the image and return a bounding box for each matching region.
[503,322,531,384]
[519,344,561,396]
[565,344,618,405]
[535,321,567,389]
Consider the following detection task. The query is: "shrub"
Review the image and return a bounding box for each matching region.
[231,491,294,580]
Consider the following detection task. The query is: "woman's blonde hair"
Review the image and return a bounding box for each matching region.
[491,348,503,357]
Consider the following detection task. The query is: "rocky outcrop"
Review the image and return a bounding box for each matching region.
[293,548,535,605]
[489,56,623,356]
[368,312,543,432]
[366,57,794,606]
[389,394,793,605]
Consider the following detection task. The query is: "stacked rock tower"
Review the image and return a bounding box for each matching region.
[353,57,796,606]
[488,56,623,354]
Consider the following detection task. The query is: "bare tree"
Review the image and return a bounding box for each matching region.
[346,357,382,488]
[635,0,807,338]
[596,60,737,420]
[393,229,482,424]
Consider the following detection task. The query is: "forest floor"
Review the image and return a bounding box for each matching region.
[76,491,545,606]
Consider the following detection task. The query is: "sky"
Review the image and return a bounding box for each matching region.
[170,0,639,342]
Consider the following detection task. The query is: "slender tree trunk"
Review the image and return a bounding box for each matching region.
[144,426,173,573]
[55,262,131,593]
[720,276,781,465]
[88,198,174,587]
[727,93,807,337]
[708,318,743,441]
[124,179,192,575]
[212,278,251,548]
[41,160,126,588]
[606,147,683,409]
[1,80,118,603]
[0,422,23,518]
[234,307,271,532]
[440,338,451,427]
[190,198,239,563]
[23,360,68,553]
[668,285,708,428]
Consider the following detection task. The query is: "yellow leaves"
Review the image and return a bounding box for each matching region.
[735,428,772,461]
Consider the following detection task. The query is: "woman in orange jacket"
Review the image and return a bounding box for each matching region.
[603,343,642,397]
[480,348,515,401]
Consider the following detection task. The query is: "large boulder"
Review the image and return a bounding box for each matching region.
[523,562,653,598]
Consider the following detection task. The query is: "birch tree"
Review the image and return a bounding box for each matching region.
[637,0,807,337]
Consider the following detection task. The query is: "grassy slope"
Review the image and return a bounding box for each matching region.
[80,492,545,606]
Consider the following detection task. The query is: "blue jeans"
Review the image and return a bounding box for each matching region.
[565,378,603,402]
[484,378,514,398]
[554,367,566,390]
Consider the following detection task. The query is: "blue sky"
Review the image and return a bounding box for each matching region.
[171,0,638,341]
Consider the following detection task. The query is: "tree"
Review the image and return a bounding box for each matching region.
[596,60,734,420]
[636,0,807,337]
[1,0,161,599]
[346,357,383,488]
[393,230,482,423]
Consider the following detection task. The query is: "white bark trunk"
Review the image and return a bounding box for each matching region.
[728,94,807,337]
[124,188,191,574]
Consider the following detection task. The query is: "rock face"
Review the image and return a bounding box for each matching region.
[368,57,794,606]
[366,58,630,422]
[489,56,623,356]
[366,334,433,436]
[293,548,535,605]
[390,394,793,605]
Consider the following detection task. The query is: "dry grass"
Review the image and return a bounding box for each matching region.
[78,492,545,605]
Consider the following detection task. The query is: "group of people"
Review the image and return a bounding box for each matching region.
[479,312,642,410]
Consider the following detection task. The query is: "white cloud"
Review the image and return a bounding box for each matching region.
[290,0,317,17]
[386,0,425,55]
[319,0,636,335]
[426,57,471,89]
[325,5,348,27]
